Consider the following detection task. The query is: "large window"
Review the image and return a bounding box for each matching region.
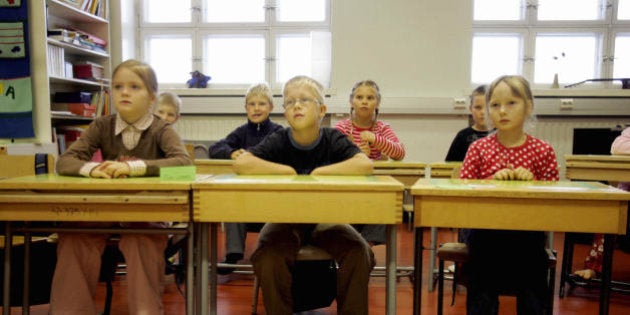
[139,0,331,89]
[472,0,630,88]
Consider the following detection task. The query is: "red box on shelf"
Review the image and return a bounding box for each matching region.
[73,63,104,80]
[67,103,96,117]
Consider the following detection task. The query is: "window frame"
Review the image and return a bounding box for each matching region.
[472,0,629,89]
[137,0,331,90]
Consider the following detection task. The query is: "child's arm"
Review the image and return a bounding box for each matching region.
[611,127,630,155]
[233,152,297,175]
[311,153,373,175]
[209,128,243,159]
[368,123,406,160]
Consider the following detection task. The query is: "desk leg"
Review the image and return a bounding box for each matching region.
[386,224,397,315]
[427,227,437,292]
[3,222,11,315]
[186,224,194,315]
[600,234,614,315]
[22,230,31,315]
[199,223,209,315]
[210,223,218,315]
[413,227,423,315]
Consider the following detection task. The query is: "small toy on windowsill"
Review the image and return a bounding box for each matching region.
[187,71,211,88]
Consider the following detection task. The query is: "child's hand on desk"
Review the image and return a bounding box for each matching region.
[493,165,533,181]
[91,161,130,179]
[513,166,534,181]
[230,149,246,160]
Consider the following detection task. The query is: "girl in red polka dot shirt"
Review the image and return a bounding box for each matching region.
[460,75,559,315]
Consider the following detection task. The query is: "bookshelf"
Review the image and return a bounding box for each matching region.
[30,0,111,154]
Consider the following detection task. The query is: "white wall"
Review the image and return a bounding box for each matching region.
[330,0,472,98]
[112,0,630,166]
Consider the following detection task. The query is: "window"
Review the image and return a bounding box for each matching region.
[472,0,630,88]
[139,0,331,89]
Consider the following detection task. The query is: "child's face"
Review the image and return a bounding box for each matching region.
[283,87,325,132]
[155,103,179,124]
[351,85,379,120]
[112,67,155,124]
[488,82,531,132]
[469,94,487,130]
[245,95,273,124]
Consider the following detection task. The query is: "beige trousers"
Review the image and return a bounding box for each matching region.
[49,231,167,315]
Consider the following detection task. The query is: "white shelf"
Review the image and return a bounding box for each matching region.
[47,0,108,24]
[47,38,109,58]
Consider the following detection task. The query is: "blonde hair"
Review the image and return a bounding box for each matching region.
[486,75,537,132]
[245,82,274,106]
[349,80,381,103]
[157,92,182,115]
[283,75,325,104]
[470,84,486,107]
[113,59,158,99]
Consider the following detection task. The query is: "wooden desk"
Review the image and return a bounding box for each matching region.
[410,178,630,315]
[565,154,630,182]
[373,161,426,187]
[563,154,630,301]
[428,161,461,179]
[193,174,404,315]
[0,175,194,315]
[195,158,234,175]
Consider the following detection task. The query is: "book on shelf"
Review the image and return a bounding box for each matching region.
[46,44,65,77]
[48,27,107,53]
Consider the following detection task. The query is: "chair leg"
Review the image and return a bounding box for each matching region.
[103,280,112,315]
[251,276,260,315]
[437,258,445,315]
[548,258,557,313]
[559,233,575,298]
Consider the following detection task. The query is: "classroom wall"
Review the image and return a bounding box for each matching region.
[111,0,629,169]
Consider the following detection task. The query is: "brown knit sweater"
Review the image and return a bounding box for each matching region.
[57,114,192,176]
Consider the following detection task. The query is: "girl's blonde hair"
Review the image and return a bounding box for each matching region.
[112,59,158,99]
[283,75,325,104]
[349,80,381,103]
[158,92,182,114]
[246,82,274,106]
[486,75,537,132]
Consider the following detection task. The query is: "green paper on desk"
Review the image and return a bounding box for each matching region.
[160,166,196,181]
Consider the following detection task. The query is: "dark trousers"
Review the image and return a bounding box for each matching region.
[251,223,375,315]
[465,229,549,315]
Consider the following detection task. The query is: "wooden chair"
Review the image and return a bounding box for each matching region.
[0,152,53,178]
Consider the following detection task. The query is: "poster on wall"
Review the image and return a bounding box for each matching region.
[0,0,35,138]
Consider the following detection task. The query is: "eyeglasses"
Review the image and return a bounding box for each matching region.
[283,98,319,109]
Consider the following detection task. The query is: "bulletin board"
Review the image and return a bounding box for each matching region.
[0,0,35,138]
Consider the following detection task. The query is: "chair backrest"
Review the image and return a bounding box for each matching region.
[0,153,54,179]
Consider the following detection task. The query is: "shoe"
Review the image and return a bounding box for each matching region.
[447,264,456,273]
[217,253,243,275]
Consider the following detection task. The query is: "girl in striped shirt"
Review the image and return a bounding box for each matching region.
[334,80,405,161]
[334,80,406,245]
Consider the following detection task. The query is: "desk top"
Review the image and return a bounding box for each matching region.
[565,154,630,163]
[0,174,191,191]
[411,178,630,201]
[564,154,630,181]
[411,178,629,233]
[194,174,404,191]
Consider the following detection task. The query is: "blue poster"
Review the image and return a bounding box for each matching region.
[0,0,34,138]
